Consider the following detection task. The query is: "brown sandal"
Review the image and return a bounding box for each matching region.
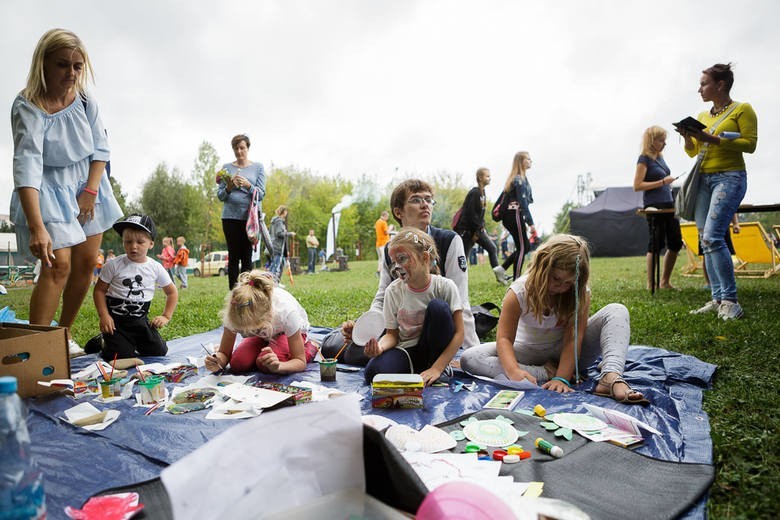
[593,376,649,406]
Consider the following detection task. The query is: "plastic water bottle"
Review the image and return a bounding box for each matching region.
[0,376,46,519]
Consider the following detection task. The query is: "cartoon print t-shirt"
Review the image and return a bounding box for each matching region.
[99,255,172,318]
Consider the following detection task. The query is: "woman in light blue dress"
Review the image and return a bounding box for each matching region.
[11,29,122,356]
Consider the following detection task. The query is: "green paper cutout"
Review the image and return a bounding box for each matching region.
[450,430,466,441]
[495,415,515,425]
[460,416,478,427]
[516,409,535,416]
[541,421,559,431]
[555,427,573,440]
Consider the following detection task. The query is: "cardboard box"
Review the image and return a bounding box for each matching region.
[0,323,70,398]
[371,373,424,409]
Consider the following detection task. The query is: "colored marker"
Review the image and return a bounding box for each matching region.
[534,437,564,458]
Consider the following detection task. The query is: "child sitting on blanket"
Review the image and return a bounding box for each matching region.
[363,228,464,386]
[460,234,649,405]
[205,270,318,374]
[90,214,178,360]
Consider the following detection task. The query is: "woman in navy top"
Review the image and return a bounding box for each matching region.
[11,29,123,357]
[633,126,682,290]
[217,134,266,289]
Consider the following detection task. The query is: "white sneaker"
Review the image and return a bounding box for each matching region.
[493,265,508,285]
[718,301,744,321]
[68,339,86,358]
[689,300,719,315]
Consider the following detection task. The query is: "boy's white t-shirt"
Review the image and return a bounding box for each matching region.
[99,255,172,318]
[383,274,462,350]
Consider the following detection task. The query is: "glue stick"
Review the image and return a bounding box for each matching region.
[534,437,564,458]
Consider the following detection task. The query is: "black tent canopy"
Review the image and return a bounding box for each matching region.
[570,187,649,257]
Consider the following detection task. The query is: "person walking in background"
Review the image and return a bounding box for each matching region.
[675,63,757,320]
[374,210,391,276]
[173,236,189,289]
[305,229,319,274]
[156,236,175,279]
[217,134,266,290]
[10,29,123,357]
[270,205,295,283]
[93,248,104,285]
[498,151,536,281]
[633,126,682,291]
[454,167,505,285]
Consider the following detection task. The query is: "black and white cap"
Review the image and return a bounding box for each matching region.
[113,214,157,240]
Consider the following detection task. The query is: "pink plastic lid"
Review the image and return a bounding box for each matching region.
[416,481,517,520]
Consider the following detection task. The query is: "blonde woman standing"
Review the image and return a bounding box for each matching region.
[11,29,122,356]
[633,126,682,290]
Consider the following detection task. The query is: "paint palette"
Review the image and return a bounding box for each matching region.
[462,419,519,447]
[352,310,385,345]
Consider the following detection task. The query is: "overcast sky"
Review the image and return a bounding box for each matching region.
[1,0,777,234]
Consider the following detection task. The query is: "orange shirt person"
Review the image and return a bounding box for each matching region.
[374,211,391,276]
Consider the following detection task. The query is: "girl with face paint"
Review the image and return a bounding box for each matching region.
[363,228,465,386]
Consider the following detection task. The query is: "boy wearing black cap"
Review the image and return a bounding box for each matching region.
[89,214,178,359]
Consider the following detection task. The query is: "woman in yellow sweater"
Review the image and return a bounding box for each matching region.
[676,63,757,320]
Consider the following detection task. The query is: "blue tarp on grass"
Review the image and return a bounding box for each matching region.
[25,327,716,519]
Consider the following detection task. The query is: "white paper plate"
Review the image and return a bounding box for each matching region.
[352,310,385,345]
[462,419,519,447]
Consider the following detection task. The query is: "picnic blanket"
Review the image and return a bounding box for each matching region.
[25,327,716,519]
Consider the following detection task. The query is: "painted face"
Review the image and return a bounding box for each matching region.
[548,268,576,295]
[396,191,435,229]
[122,230,154,263]
[389,247,415,281]
[698,73,720,102]
[43,47,84,95]
[233,141,249,162]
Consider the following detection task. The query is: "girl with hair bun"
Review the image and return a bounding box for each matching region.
[204,270,317,374]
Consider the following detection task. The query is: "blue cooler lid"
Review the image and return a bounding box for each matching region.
[0,376,18,393]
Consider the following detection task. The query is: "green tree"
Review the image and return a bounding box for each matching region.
[553,200,578,234]
[189,141,222,248]
[140,163,195,245]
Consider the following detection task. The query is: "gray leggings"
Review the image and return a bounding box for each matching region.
[460,303,630,383]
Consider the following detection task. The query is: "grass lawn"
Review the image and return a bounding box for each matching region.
[2,256,778,518]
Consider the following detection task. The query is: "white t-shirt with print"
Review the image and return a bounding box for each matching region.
[99,255,172,318]
[384,274,462,350]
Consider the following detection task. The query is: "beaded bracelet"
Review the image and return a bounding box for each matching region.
[550,376,572,388]
[83,187,98,196]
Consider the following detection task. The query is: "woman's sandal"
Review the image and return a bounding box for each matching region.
[593,376,649,405]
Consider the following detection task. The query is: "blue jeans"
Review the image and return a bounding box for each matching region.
[307,247,317,273]
[694,171,747,302]
[270,253,283,281]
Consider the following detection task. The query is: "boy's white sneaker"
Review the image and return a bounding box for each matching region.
[718,301,744,321]
[493,265,508,285]
[689,300,719,315]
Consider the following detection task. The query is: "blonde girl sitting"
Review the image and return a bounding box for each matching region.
[364,228,465,386]
[460,234,648,404]
[205,270,318,374]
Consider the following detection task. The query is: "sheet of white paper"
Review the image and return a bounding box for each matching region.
[71,361,113,381]
[583,403,661,435]
[37,379,73,389]
[62,402,120,431]
[289,380,350,401]
[196,373,252,388]
[187,355,206,368]
[218,383,294,408]
[468,373,540,390]
[205,398,262,420]
[161,394,364,520]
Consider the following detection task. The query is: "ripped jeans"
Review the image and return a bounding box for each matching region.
[694,170,747,302]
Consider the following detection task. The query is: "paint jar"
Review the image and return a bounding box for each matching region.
[99,378,121,399]
[138,375,166,404]
[319,358,337,382]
